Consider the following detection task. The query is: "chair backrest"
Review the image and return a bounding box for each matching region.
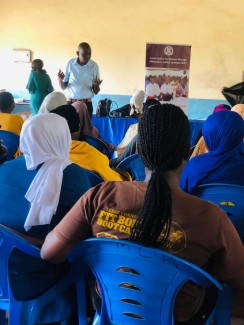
[69,238,221,325]
[85,134,111,158]
[0,226,74,325]
[0,130,19,160]
[117,153,146,181]
[193,183,244,243]
[83,168,104,187]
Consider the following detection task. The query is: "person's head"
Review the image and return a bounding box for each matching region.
[130,90,145,114]
[143,98,160,111]
[51,105,83,140]
[165,76,171,84]
[180,78,186,88]
[203,110,244,152]
[149,76,155,84]
[39,92,67,114]
[76,42,91,65]
[231,104,244,119]
[31,59,44,72]
[72,101,99,138]
[213,104,231,113]
[0,91,15,113]
[20,113,71,169]
[20,113,73,231]
[130,104,190,246]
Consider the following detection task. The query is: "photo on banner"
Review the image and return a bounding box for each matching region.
[145,43,191,115]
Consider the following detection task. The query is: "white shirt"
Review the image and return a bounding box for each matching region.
[160,83,173,94]
[145,83,160,97]
[64,58,100,100]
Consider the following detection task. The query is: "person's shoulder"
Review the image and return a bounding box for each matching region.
[176,189,226,218]
[1,156,26,170]
[88,59,99,67]
[13,114,24,122]
[67,57,77,66]
[95,180,146,197]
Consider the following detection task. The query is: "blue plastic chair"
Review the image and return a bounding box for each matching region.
[84,168,104,187]
[117,153,146,181]
[85,134,111,158]
[193,183,244,243]
[0,226,75,325]
[69,238,222,325]
[0,130,19,160]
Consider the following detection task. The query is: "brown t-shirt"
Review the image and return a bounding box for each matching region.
[54,181,244,320]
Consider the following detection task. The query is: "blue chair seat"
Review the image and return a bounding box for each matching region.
[85,134,111,158]
[117,153,146,181]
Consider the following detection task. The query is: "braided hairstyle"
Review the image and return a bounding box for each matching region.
[130,104,190,246]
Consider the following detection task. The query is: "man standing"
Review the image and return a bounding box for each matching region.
[58,42,102,118]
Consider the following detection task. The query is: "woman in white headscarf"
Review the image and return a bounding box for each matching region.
[0,113,91,308]
[38,91,67,113]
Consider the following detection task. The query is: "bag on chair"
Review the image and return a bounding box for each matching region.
[96,98,112,117]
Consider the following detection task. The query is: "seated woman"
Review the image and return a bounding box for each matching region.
[41,104,244,324]
[180,110,244,194]
[110,90,145,117]
[51,105,130,181]
[190,104,233,158]
[72,101,115,151]
[0,91,24,135]
[38,91,67,113]
[0,113,91,316]
[110,99,160,167]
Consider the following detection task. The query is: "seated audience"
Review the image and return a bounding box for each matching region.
[51,105,130,181]
[38,91,67,113]
[41,104,244,324]
[0,113,91,308]
[110,90,145,117]
[180,110,244,194]
[191,103,231,158]
[0,91,24,135]
[72,101,100,137]
[110,99,159,167]
[72,101,115,151]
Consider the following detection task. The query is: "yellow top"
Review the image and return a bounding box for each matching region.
[0,113,24,135]
[70,140,129,181]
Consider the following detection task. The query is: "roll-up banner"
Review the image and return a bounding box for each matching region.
[145,43,191,115]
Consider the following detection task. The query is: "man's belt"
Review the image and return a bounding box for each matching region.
[68,98,92,103]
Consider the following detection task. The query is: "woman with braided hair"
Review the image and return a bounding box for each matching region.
[41,104,244,323]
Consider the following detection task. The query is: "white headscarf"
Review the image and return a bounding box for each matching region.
[130,90,145,114]
[39,91,67,114]
[20,114,72,230]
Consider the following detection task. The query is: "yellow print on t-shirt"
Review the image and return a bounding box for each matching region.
[158,222,186,253]
[97,209,137,236]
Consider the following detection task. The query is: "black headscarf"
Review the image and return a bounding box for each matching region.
[51,105,86,141]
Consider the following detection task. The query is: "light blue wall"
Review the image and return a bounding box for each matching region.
[10,89,228,120]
